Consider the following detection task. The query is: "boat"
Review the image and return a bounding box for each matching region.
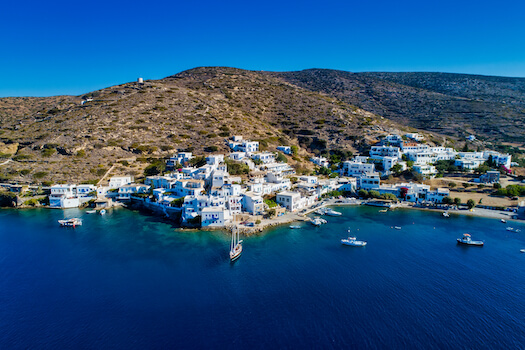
[456,233,484,246]
[86,210,96,214]
[501,219,507,223]
[315,208,327,215]
[229,228,243,262]
[324,208,342,216]
[506,227,521,232]
[520,249,525,253]
[379,209,388,213]
[341,229,367,246]
[99,209,106,215]
[442,211,450,218]
[310,217,327,226]
[58,218,82,227]
[394,226,402,230]
[289,225,301,229]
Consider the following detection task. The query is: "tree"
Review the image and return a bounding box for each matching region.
[493,183,501,189]
[291,145,299,155]
[391,163,403,175]
[368,190,380,198]
[358,189,368,198]
[454,197,462,206]
[448,182,457,188]
[467,199,476,209]
[276,152,287,163]
[443,196,453,204]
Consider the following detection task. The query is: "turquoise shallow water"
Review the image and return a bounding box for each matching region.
[1,206,525,349]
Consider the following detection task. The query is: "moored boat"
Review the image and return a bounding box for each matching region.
[501,219,507,223]
[310,217,327,226]
[289,225,301,229]
[506,227,521,232]
[229,228,243,262]
[99,209,106,215]
[58,218,82,227]
[457,233,484,246]
[443,211,450,218]
[324,208,342,216]
[520,249,525,253]
[341,230,367,246]
[394,226,401,230]
[86,210,96,214]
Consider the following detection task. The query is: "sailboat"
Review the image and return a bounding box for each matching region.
[230,227,243,262]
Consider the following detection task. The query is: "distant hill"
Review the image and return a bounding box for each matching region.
[274,69,525,142]
[0,67,401,184]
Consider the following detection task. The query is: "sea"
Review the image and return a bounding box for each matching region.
[1,206,524,349]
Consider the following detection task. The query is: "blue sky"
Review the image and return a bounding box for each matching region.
[2,0,524,96]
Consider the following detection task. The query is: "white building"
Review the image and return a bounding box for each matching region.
[413,164,437,178]
[276,191,305,212]
[201,207,229,227]
[242,192,264,215]
[49,184,80,208]
[405,133,424,141]
[117,184,150,200]
[251,152,276,164]
[310,156,329,168]
[358,173,381,190]
[108,176,133,189]
[370,145,401,159]
[277,146,292,155]
[342,160,375,177]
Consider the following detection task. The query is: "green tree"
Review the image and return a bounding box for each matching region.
[368,190,380,198]
[454,197,461,206]
[358,189,368,198]
[276,152,287,163]
[391,163,403,175]
[443,196,453,204]
[467,199,476,209]
[291,145,299,155]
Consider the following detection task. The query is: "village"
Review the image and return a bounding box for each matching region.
[14,131,520,230]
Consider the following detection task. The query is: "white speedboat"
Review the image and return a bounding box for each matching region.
[86,210,96,214]
[457,233,484,246]
[325,208,342,216]
[507,227,521,232]
[443,211,450,218]
[229,228,243,262]
[99,209,106,215]
[58,218,82,227]
[341,230,367,246]
[501,219,507,223]
[289,225,301,229]
[520,249,525,253]
[310,217,327,226]
[394,226,402,230]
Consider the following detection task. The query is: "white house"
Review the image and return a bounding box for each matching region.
[201,207,229,227]
[277,146,292,155]
[49,184,80,208]
[251,152,276,164]
[405,133,424,141]
[108,176,133,189]
[117,184,150,200]
[242,192,264,215]
[358,173,381,190]
[413,164,437,177]
[229,152,246,161]
[342,160,375,177]
[425,188,450,203]
[276,191,304,212]
[370,145,401,159]
[310,156,329,168]
[299,176,318,184]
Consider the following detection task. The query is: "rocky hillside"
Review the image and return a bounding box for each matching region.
[274,69,525,142]
[0,67,408,185]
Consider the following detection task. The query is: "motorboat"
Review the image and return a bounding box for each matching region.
[58,218,82,227]
[520,249,525,253]
[457,233,484,246]
[501,219,507,223]
[315,208,327,215]
[289,225,301,229]
[507,227,521,232]
[379,209,388,213]
[341,230,367,246]
[310,217,327,226]
[99,209,106,215]
[394,226,402,230]
[86,210,96,214]
[229,228,243,262]
[442,211,450,218]
[324,208,342,216]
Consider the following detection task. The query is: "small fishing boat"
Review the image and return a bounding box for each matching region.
[394,226,402,230]
[379,209,388,213]
[99,209,106,215]
[457,233,484,246]
[520,249,525,253]
[341,229,367,246]
[324,208,342,216]
[507,227,521,232]
[501,219,507,223]
[229,228,243,262]
[58,218,82,227]
[86,210,96,214]
[442,211,450,218]
[310,217,327,226]
[289,225,301,229]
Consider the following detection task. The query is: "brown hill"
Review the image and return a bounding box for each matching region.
[0,67,409,185]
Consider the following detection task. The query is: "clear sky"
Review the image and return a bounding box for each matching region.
[2,0,525,97]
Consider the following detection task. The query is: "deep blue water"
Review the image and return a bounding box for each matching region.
[1,206,525,349]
